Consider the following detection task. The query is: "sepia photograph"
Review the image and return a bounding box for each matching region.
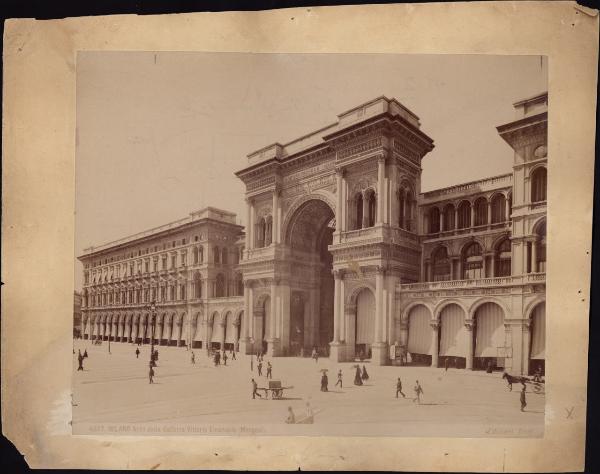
[72,52,548,437]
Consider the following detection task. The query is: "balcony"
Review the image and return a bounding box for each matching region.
[399,273,545,292]
[424,220,511,241]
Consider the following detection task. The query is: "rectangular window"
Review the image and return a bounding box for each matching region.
[171,255,176,268]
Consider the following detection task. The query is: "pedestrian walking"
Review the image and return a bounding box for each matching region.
[320,372,329,392]
[149,366,155,384]
[335,370,343,388]
[214,351,221,367]
[285,406,296,424]
[135,348,140,359]
[486,360,494,374]
[444,358,449,371]
[361,365,369,381]
[191,351,196,364]
[83,349,88,358]
[413,380,424,404]
[77,351,84,371]
[223,351,228,366]
[231,349,236,361]
[315,349,319,364]
[396,377,406,398]
[520,386,527,412]
[252,378,262,399]
[257,360,263,376]
[353,366,363,386]
[266,361,272,379]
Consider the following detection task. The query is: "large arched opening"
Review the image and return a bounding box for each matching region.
[473,302,505,371]
[529,301,546,375]
[351,287,376,360]
[406,304,433,366]
[285,198,336,354]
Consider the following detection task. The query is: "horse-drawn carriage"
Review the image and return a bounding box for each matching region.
[258,380,294,400]
[502,372,545,394]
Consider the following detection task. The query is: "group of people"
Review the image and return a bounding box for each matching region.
[353,365,369,386]
[285,402,314,424]
[395,377,424,403]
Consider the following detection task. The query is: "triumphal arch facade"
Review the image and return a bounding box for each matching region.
[236,97,434,364]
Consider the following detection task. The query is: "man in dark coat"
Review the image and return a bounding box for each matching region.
[520,386,527,412]
[320,372,329,392]
[77,351,84,371]
[266,362,272,379]
[252,378,262,399]
[135,348,140,359]
[396,378,405,398]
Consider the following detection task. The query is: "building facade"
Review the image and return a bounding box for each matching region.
[79,92,547,375]
[78,207,245,353]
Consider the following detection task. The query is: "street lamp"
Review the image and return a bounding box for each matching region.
[146,301,157,365]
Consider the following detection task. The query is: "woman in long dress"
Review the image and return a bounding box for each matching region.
[361,365,369,381]
[353,366,363,386]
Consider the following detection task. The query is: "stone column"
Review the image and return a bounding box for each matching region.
[248,198,255,253]
[465,319,475,370]
[336,169,343,242]
[267,279,280,356]
[522,321,531,375]
[272,187,280,245]
[487,200,492,225]
[454,207,459,232]
[371,266,388,365]
[329,270,344,362]
[505,195,511,221]
[523,241,530,274]
[362,191,369,229]
[220,320,226,350]
[430,320,440,367]
[239,280,254,354]
[205,317,213,355]
[376,156,386,225]
[531,238,538,273]
[439,211,444,232]
[470,204,475,228]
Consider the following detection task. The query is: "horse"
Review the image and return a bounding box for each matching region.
[502,372,529,391]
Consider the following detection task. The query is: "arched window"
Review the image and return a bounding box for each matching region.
[457,201,471,229]
[429,207,440,233]
[256,218,266,248]
[215,274,225,297]
[491,194,506,223]
[221,247,228,264]
[531,167,547,203]
[462,242,483,279]
[194,273,202,298]
[193,247,199,264]
[535,220,546,272]
[355,193,363,230]
[367,191,376,227]
[214,246,220,264]
[443,204,455,231]
[432,247,451,281]
[494,238,512,277]
[474,197,488,226]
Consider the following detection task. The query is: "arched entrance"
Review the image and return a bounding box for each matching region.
[353,288,376,359]
[406,305,433,366]
[439,304,467,369]
[473,302,505,371]
[284,198,335,355]
[529,302,545,375]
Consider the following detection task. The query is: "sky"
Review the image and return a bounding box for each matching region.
[75,52,547,290]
